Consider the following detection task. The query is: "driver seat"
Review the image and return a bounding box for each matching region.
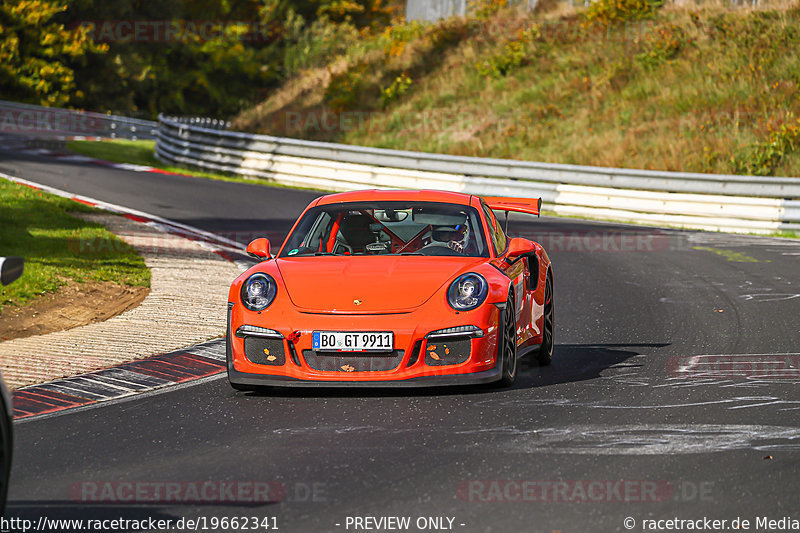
[339,213,375,252]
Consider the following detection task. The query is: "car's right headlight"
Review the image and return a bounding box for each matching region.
[241,273,277,311]
[447,273,488,311]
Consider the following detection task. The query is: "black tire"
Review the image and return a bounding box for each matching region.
[497,294,517,387]
[536,273,554,366]
[0,394,12,517]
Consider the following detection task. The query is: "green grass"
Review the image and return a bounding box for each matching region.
[67,139,240,182]
[0,180,150,313]
[770,230,799,238]
[68,139,161,167]
[66,139,326,191]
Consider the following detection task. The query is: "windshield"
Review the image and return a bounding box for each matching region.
[280,201,489,258]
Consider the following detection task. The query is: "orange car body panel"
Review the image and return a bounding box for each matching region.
[227,190,552,386]
[482,196,542,217]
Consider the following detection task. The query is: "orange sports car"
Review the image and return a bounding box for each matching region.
[226,189,553,389]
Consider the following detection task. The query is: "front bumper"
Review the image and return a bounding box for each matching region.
[226,301,503,387]
[227,361,502,388]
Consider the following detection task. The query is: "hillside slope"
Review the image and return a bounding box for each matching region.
[232,1,800,177]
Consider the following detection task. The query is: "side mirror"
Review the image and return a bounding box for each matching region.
[246,238,272,260]
[505,238,536,264]
[0,257,24,286]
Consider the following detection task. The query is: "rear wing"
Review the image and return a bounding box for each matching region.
[483,196,542,218]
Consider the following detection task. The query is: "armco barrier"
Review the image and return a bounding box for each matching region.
[0,100,158,140]
[155,114,800,234]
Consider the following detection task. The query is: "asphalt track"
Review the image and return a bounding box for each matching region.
[2,144,800,532]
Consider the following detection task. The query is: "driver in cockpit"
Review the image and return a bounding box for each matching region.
[433,224,470,254]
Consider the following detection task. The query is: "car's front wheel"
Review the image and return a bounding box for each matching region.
[497,293,517,387]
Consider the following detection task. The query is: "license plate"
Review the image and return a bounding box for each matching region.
[312,331,393,352]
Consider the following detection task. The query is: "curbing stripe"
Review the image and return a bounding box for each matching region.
[48,376,135,396]
[119,355,220,382]
[12,339,226,420]
[36,384,110,401]
[84,368,172,388]
[78,370,162,390]
[12,390,88,417]
[0,169,253,419]
[186,345,227,362]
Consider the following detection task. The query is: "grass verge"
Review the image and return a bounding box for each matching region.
[66,139,324,190]
[0,179,150,313]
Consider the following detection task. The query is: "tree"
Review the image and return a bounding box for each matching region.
[0,1,106,106]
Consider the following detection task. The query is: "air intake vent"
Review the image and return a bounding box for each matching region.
[244,337,286,366]
[425,339,470,366]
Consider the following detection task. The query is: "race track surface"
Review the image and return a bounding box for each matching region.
[2,144,800,532]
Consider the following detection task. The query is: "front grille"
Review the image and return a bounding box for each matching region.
[303,350,404,372]
[425,339,471,366]
[244,337,286,366]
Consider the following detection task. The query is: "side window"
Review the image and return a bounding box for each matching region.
[304,212,333,250]
[481,203,507,255]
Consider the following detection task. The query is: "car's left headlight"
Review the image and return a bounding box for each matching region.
[447,273,488,311]
[241,273,277,311]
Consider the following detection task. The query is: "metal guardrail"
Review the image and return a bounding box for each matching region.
[0,100,158,140]
[163,116,231,130]
[155,114,800,234]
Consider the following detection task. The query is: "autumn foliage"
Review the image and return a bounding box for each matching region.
[0,0,402,117]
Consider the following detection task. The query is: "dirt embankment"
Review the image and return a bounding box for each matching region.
[0,281,149,341]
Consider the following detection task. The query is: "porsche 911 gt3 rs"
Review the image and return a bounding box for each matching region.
[226,189,553,389]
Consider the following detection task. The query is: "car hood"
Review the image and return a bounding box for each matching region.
[275,256,482,313]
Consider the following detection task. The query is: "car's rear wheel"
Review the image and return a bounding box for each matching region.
[536,273,554,366]
[497,293,517,387]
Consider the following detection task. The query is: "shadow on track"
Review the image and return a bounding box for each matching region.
[234,343,669,399]
[517,343,668,386]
